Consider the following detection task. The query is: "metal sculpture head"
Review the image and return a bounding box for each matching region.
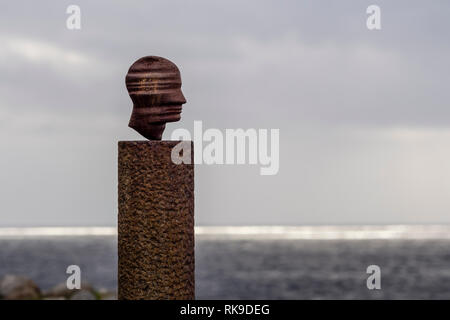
[125,56,186,140]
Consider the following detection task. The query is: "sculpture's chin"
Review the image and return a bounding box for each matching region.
[128,104,183,140]
[148,109,181,123]
[160,112,181,123]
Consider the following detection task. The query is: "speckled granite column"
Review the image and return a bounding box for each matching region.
[118,141,194,300]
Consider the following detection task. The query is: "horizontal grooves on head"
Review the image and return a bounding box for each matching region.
[125,56,185,140]
[126,58,181,95]
[126,82,181,90]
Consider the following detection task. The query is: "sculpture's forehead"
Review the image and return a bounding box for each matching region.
[126,56,182,93]
[127,56,180,76]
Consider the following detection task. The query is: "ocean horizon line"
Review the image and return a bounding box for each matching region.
[0,225,449,240]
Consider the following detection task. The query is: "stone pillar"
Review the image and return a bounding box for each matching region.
[118,140,194,300]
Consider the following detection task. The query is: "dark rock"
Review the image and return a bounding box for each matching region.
[70,289,97,300]
[44,281,93,299]
[99,290,117,300]
[43,282,71,298]
[0,275,41,300]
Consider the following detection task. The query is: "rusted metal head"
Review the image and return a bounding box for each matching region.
[125,56,186,140]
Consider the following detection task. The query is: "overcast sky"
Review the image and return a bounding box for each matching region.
[1,1,450,226]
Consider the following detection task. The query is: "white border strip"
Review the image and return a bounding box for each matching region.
[0,227,116,237]
[0,225,449,240]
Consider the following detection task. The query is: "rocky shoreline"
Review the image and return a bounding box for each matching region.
[0,275,116,300]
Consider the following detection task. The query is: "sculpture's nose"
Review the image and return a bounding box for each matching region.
[175,89,187,105]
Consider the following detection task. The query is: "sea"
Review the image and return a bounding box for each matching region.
[0,225,449,299]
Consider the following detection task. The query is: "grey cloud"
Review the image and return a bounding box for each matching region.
[1,1,450,226]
